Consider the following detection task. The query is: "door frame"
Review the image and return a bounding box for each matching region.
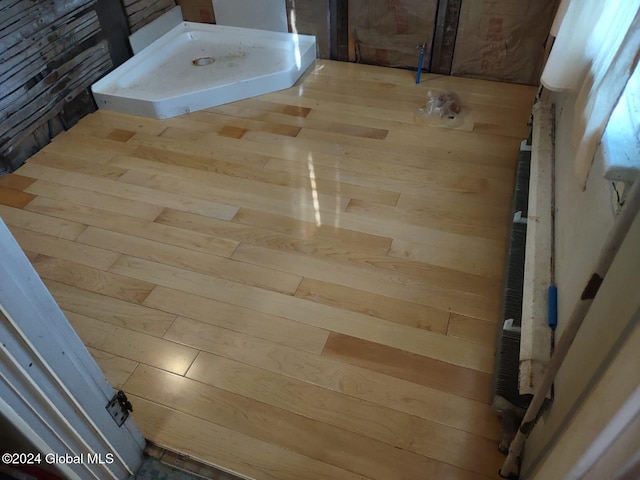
[0,219,144,479]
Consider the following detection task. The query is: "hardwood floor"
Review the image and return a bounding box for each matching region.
[0,60,536,479]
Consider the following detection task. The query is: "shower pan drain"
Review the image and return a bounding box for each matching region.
[192,56,215,66]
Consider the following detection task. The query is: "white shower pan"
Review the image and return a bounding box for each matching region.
[91,22,316,119]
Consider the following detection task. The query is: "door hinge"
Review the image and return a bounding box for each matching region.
[106,390,133,427]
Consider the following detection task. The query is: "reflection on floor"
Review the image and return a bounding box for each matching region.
[0,60,537,479]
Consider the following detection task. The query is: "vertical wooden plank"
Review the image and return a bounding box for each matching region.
[430,0,462,74]
[121,0,176,33]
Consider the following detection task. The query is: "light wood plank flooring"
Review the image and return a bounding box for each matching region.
[0,60,536,479]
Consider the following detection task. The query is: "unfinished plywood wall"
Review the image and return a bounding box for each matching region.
[452,0,558,85]
[348,0,438,69]
[0,0,113,171]
[121,0,176,33]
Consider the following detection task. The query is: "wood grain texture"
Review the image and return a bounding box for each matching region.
[2,60,537,479]
[108,149,399,206]
[32,255,155,304]
[322,332,493,403]
[164,316,499,439]
[186,352,504,477]
[0,204,87,240]
[0,186,35,208]
[65,311,195,375]
[108,255,495,373]
[143,286,328,354]
[87,347,138,389]
[0,174,36,191]
[230,242,500,320]
[47,280,174,337]
[25,179,165,221]
[125,365,491,480]
[46,130,139,161]
[19,160,239,219]
[8,226,118,270]
[155,207,392,258]
[127,395,364,480]
[294,277,450,333]
[448,313,497,346]
[25,196,239,257]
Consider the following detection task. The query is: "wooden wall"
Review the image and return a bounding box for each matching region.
[0,0,113,172]
[121,0,176,33]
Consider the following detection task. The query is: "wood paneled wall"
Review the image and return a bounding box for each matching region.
[0,0,113,172]
[121,0,176,33]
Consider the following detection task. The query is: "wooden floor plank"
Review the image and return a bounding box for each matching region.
[295,84,531,138]
[198,106,391,140]
[46,280,175,337]
[25,179,165,221]
[128,144,266,175]
[264,156,509,200]
[156,208,392,258]
[45,130,138,161]
[388,237,505,280]
[187,352,504,478]
[301,100,526,143]
[126,131,273,168]
[396,190,511,222]
[66,311,195,376]
[144,286,329,354]
[167,110,303,138]
[448,313,497,346]
[0,174,36,191]
[294,278,450,333]
[25,196,239,258]
[22,250,42,263]
[116,167,351,219]
[0,186,36,208]
[109,256,495,372]
[28,150,128,180]
[298,75,533,127]
[87,347,138,389]
[8,226,118,270]
[127,395,369,480]
[164,316,499,438]
[236,199,506,292]
[2,59,537,479]
[262,147,515,191]
[0,204,87,241]
[125,365,490,480]
[231,242,500,320]
[73,110,169,137]
[346,198,508,242]
[32,255,155,305]
[117,247,301,295]
[109,150,399,206]
[229,208,393,253]
[245,127,517,176]
[322,333,492,403]
[76,226,300,295]
[17,162,240,220]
